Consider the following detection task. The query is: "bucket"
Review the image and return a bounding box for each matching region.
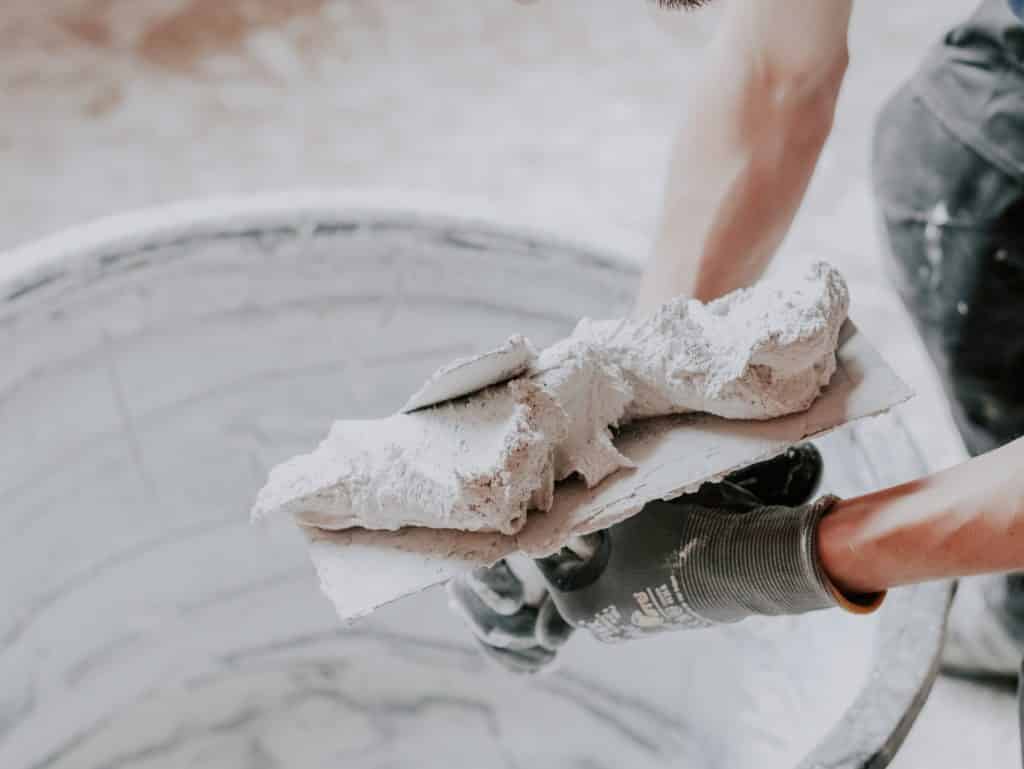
[0,195,951,769]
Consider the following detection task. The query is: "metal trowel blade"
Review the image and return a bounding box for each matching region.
[310,321,914,621]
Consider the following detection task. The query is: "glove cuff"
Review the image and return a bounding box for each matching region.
[804,496,886,615]
[687,495,884,621]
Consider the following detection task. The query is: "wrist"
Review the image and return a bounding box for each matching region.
[812,497,887,614]
[817,495,883,595]
[816,482,930,595]
[818,440,1024,591]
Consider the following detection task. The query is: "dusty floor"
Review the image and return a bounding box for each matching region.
[1,0,1017,765]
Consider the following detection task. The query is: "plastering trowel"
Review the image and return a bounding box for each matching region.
[302,321,911,622]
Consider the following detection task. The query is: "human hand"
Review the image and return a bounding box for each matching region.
[447,557,577,674]
[450,446,878,672]
[534,482,849,642]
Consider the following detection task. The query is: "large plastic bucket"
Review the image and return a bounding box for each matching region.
[0,195,950,769]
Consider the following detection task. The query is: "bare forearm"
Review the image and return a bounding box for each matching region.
[638,0,851,310]
[819,437,1024,594]
[644,96,834,306]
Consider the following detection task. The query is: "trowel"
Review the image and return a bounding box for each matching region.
[304,320,912,622]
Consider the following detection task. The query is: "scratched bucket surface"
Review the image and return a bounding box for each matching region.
[0,197,951,769]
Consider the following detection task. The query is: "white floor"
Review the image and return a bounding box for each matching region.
[1,0,1015,765]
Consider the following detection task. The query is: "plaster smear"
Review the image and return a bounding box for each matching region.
[253,262,848,536]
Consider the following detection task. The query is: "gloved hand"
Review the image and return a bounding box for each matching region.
[448,445,883,673]
[447,558,577,674]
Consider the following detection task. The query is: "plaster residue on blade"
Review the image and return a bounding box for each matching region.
[308,522,515,562]
[400,334,537,413]
[306,524,515,620]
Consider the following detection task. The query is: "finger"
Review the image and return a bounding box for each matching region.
[448,578,541,650]
[474,638,556,675]
[464,561,526,615]
[564,532,603,561]
[535,531,609,591]
[535,594,574,651]
[723,443,823,507]
[505,555,549,606]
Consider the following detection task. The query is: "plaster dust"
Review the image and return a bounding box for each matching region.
[253,261,848,537]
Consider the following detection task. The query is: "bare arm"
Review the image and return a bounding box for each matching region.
[638,0,852,308]
[820,437,1024,595]
[641,2,1024,599]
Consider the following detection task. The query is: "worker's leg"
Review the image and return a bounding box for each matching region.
[873,96,1024,457]
[871,0,1024,678]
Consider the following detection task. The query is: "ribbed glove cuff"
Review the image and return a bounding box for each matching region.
[684,495,884,623]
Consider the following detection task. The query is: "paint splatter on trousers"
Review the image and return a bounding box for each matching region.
[873,0,1024,457]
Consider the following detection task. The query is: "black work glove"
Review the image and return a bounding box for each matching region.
[448,445,882,673]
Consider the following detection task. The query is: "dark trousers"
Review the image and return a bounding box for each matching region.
[872,0,1024,457]
[872,0,1024,666]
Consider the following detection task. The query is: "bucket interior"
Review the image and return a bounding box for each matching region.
[1,209,928,769]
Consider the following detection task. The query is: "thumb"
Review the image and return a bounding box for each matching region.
[534,532,610,594]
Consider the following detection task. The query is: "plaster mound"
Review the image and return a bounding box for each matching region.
[253,262,849,535]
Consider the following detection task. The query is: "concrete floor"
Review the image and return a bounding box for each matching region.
[1,0,1016,765]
